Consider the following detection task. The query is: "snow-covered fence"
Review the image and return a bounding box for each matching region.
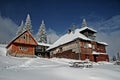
[114,61,120,65]
[69,60,93,68]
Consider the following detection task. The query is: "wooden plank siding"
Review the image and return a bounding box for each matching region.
[50,39,109,62]
[14,31,37,45]
[52,50,79,60]
[6,31,38,57]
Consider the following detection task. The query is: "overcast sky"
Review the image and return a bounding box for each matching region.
[0,0,120,59]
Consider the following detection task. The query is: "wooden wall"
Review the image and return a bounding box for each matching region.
[7,43,35,57]
[14,31,37,45]
[50,39,109,62]
[51,50,79,60]
[6,31,37,57]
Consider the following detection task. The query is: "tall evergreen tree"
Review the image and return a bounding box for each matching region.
[71,23,76,33]
[16,20,24,35]
[37,20,47,43]
[117,52,120,61]
[112,55,117,61]
[82,19,87,27]
[24,14,33,33]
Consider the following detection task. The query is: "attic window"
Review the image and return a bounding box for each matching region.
[59,47,63,53]
[83,42,88,48]
[21,34,27,39]
[83,42,92,48]
[92,45,95,49]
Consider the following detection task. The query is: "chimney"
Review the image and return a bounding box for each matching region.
[68,29,71,34]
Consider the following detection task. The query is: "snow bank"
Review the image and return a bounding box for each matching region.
[0,45,120,80]
[50,58,82,65]
[0,56,120,80]
[0,44,7,56]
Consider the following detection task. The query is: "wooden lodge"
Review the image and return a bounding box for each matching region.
[6,30,51,58]
[47,19,109,62]
[6,18,109,62]
[6,30,38,57]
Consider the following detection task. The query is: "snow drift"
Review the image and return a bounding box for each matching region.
[0,44,120,80]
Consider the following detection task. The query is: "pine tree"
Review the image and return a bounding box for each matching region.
[71,23,76,33]
[24,14,33,33]
[37,20,47,43]
[16,20,24,35]
[82,19,87,27]
[112,55,116,61]
[117,52,120,61]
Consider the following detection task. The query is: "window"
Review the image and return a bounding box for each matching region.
[20,46,28,51]
[36,46,45,52]
[21,34,27,39]
[85,54,89,59]
[88,44,92,48]
[92,45,95,49]
[59,47,63,52]
[84,42,88,48]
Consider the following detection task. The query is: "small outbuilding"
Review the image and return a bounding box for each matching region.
[35,42,51,58]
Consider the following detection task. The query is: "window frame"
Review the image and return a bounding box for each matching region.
[20,46,28,51]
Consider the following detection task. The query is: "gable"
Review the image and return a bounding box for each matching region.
[14,31,37,45]
[79,27,97,33]
[6,31,38,48]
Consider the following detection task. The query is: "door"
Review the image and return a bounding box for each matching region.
[93,55,98,62]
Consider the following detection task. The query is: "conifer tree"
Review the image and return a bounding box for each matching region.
[112,55,116,61]
[82,19,87,27]
[117,52,120,61]
[37,20,47,43]
[24,14,33,33]
[71,23,76,33]
[16,20,24,35]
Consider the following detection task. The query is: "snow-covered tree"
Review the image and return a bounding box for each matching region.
[16,20,24,35]
[24,14,33,33]
[37,20,47,43]
[82,19,87,27]
[71,23,76,33]
[112,55,117,61]
[117,52,120,61]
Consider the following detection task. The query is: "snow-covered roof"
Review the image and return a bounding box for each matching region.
[92,51,100,55]
[37,42,51,47]
[47,29,91,50]
[97,41,108,46]
[79,26,97,33]
[92,51,107,55]
[47,27,107,50]
[6,30,38,48]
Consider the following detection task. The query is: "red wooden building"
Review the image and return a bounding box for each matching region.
[47,19,109,62]
[6,30,38,57]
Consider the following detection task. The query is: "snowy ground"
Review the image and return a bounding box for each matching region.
[0,44,120,80]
